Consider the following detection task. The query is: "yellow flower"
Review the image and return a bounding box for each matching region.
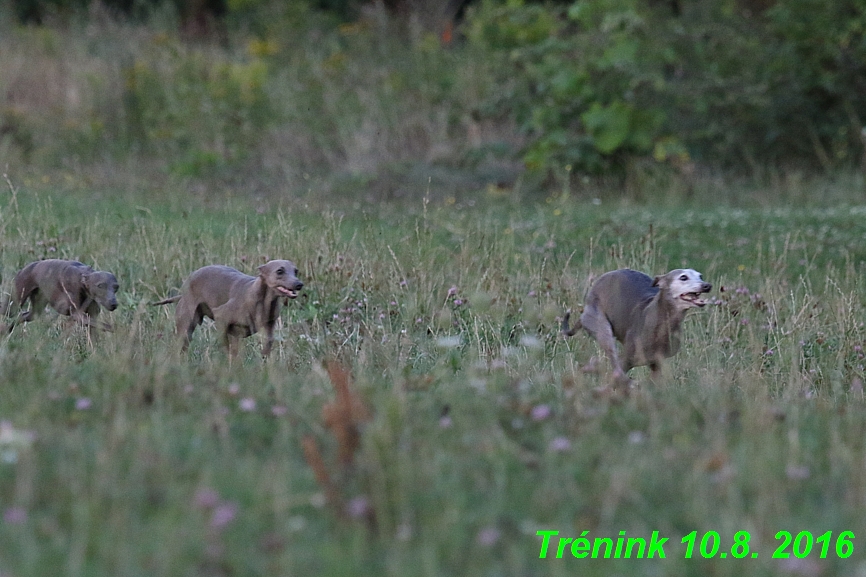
[247,38,278,58]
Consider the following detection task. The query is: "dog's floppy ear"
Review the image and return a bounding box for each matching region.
[652,275,662,287]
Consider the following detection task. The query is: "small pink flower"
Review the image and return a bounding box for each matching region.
[193,488,220,510]
[271,405,288,417]
[210,502,238,530]
[447,286,458,297]
[786,465,810,480]
[439,415,453,428]
[778,556,821,576]
[549,436,571,452]
[476,526,501,547]
[453,299,463,306]
[239,398,256,412]
[346,496,370,519]
[75,398,92,411]
[527,290,537,297]
[3,507,27,524]
[530,404,552,421]
[227,383,240,396]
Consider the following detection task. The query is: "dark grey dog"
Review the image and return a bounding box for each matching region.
[10,259,119,332]
[563,268,711,385]
[153,259,303,358]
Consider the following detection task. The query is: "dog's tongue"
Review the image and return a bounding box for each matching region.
[682,293,707,307]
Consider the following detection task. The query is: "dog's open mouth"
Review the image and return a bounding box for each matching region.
[680,292,707,307]
[276,287,299,299]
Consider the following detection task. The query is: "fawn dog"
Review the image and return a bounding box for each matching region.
[9,259,119,333]
[153,260,303,358]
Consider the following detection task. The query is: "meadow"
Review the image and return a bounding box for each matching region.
[0,174,865,576]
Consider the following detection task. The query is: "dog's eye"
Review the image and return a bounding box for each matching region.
[294,268,299,276]
[276,268,285,275]
[98,283,106,289]
[679,275,688,281]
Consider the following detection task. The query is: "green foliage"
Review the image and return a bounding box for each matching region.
[466,0,866,176]
[119,49,272,176]
[2,0,865,201]
[466,0,675,175]
[762,0,866,164]
[1,10,507,198]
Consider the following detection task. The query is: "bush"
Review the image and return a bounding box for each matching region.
[465,0,866,176]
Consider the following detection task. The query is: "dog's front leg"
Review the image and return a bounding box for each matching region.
[261,322,276,358]
[217,321,238,359]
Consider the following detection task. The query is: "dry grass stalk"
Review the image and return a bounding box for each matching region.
[301,434,344,518]
[322,360,372,468]
[301,361,374,523]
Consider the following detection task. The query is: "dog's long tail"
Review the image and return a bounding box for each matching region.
[151,295,181,306]
[561,310,582,337]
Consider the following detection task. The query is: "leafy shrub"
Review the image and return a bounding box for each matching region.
[465,0,866,176]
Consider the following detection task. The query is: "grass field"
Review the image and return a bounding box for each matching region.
[1,176,866,576]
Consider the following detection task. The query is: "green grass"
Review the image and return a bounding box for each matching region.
[1,180,866,576]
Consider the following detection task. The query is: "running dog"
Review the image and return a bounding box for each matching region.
[562,268,711,386]
[10,259,119,333]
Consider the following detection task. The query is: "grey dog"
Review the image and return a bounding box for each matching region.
[9,259,119,332]
[562,268,712,385]
[152,260,303,358]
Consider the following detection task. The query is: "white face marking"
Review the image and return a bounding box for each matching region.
[665,268,710,310]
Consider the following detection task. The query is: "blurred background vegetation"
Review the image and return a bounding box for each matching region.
[1,0,864,201]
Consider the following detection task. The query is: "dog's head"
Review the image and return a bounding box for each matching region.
[258,260,304,299]
[653,268,712,310]
[84,271,119,311]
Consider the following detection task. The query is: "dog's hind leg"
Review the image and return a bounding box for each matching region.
[12,289,45,328]
[580,305,630,387]
[175,298,202,352]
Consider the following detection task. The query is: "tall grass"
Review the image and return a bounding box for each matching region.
[0,9,521,203]
[0,177,865,575]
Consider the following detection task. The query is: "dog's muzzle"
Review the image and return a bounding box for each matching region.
[276,281,303,299]
[680,282,712,307]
